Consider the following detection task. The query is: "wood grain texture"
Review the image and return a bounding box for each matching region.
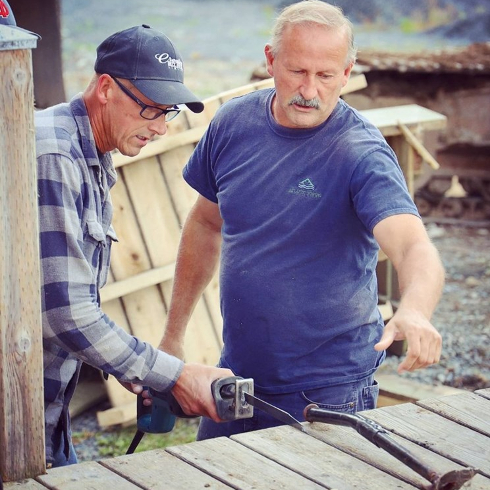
[304,418,490,489]
[101,449,231,490]
[0,46,45,481]
[417,391,490,436]
[168,436,325,489]
[36,461,140,490]
[233,426,418,489]
[363,402,490,478]
[7,395,490,488]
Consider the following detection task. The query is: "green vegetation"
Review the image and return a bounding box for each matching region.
[356,3,463,35]
[398,5,461,34]
[73,418,200,459]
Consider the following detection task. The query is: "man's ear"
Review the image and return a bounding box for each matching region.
[264,44,275,78]
[96,74,112,104]
[342,61,354,88]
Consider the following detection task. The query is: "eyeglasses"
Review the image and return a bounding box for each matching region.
[110,76,181,122]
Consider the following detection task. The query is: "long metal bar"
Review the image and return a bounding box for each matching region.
[304,404,475,490]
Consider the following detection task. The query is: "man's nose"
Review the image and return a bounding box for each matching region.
[299,75,318,101]
[148,116,168,136]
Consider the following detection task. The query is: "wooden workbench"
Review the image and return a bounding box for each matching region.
[6,388,490,489]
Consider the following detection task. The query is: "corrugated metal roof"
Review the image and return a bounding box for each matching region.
[354,42,490,74]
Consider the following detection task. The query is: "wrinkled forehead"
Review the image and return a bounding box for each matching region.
[276,23,351,65]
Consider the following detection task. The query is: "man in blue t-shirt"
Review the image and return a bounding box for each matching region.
[160,0,445,440]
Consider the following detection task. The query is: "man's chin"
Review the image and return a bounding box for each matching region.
[288,111,325,129]
[117,146,142,158]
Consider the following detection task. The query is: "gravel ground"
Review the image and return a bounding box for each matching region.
[72,222,490,462]
[72,400,112,462]
[378,222,490,390]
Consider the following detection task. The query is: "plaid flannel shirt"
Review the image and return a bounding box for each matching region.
[35,94,183,465]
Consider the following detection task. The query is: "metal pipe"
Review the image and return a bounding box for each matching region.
[304,404,475,490]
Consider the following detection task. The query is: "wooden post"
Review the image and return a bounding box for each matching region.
[0,25,45,481]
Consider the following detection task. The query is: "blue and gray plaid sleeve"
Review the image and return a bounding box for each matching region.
[38,151,183,391]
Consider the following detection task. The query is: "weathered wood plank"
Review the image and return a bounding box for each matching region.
[101,449,231,489]
[304,419,488,489]
[69,380,106,418]
[417,391,490,437]
[398,121,440,169]
[167,436,325,489]
[210,77,275,105]
[100,264,175,303]
[157,146,223,358]
[96,401,135,428]
[35,461,140,489]
[475,388,490,400]
[233,425,417,489]
[361,104,447,137]
[4,480,48,489]
[107,168,168,340]
[124,160,180,262]
[157,147,198,224]
[390,133,416,195]
[376,373,465,404]
[363,403,490,478]
[0,42,45,481]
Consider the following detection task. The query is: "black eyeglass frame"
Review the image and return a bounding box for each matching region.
[110,76,181,122]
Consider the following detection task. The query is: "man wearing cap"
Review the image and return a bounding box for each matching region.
[35,25,233,468]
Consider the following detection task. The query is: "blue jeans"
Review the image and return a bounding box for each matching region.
[197,375,379,440]
[51,425,78,468]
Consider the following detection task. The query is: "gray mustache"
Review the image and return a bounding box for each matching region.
[289,95,320,109]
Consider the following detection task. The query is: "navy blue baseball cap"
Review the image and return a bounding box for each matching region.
[95,25,204,113]
[0,0,41,38]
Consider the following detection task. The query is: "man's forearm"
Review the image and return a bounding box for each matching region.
[395,241,445,318]
[159,210,222,353]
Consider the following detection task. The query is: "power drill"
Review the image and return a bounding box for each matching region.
[126,387,196,454]
[126,377,253,454]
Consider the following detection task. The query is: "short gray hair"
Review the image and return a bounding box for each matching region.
[269,0,357,66]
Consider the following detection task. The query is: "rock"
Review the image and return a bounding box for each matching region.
[426,223,446,239]
[465,276,481,287]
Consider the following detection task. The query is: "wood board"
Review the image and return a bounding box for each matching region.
[7,390,490,489]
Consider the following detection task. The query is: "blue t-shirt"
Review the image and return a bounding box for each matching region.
[184,89,419,393]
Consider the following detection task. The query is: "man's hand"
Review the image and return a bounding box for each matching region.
[171,363,234,422]
[375,306,442,374]
[116,381,153,406]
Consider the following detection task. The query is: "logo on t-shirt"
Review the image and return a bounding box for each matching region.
[298,178,315,190]
[288,178,321,199]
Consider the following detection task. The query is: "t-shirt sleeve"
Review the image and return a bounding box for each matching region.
[183,123,220,203]
[350,145,420,232]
